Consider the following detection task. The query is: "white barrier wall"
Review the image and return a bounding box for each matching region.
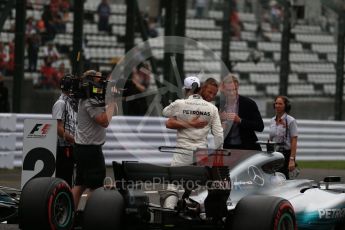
[0,114,16,168]
[1,113,345,168]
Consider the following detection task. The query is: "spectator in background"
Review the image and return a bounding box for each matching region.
[40,57,58,89]
[60,0,71,22]
[42,4,56,42]
[194,0,207,18]
[36,17,47,43]
[27,33,41,72]
[60,0,71,11]
[140,13,159,38]
[25,17,37,37]
[41,0,68,39]
[0,74,10,112]
[25,16,41,72]
[270,1,282,32]
[260,0,271,21]
[218,74,264,150]
[253,0,271,41]
[244,0,253,13]
[6,42,15,76]
[269,96,298,179]
[97,0,111,33]
[50,2,67,33]
[0,42,8,75]
[50,0,60,9]
[320,5,332,33]
[82,38,92,70]
[123,62,151,116]
[43,41,60,67]
[148,17,159,38]
[230,0,241,40]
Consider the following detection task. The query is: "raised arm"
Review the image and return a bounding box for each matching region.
[94,101,117,128]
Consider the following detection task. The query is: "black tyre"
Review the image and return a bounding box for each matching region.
[19,177,74,230]
[229,195,296,230]
[335,221,345,230]
[83,187,124,230]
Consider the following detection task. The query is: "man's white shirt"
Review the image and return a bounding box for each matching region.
[163,94,223,166]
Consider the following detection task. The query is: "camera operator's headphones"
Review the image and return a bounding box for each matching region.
[60,74,73,92]
[273,95,291,113]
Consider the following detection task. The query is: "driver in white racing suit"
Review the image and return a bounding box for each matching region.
[161,76,223,209]
[163,76,223,166]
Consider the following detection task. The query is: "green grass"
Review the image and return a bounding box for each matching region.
[0,167,21,173]
[297,161,345,170]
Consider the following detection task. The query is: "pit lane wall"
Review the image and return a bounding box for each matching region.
[1,113,345,169]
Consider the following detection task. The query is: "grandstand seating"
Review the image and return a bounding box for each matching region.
[0,1,342,98]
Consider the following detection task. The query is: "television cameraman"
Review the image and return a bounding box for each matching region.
[71,70,118,209]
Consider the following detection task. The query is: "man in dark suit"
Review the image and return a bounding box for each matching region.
[218,74,264,150]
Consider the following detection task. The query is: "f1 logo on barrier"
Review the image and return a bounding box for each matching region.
[28,123,52,138]
[21,119,57,189]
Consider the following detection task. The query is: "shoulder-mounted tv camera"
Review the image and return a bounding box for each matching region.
[59,70,107,100]
[78,70,107,100]
[63,70,126,101]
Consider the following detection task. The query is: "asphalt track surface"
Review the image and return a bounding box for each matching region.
[1,167,345,230]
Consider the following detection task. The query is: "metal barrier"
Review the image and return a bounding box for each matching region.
[1,113,345,168]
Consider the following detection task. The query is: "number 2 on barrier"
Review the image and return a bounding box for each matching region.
[22,147,56,185]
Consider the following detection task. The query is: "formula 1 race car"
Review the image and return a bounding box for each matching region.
[2,144,345,230]
[79,144,345,230]
[0,185,20,224]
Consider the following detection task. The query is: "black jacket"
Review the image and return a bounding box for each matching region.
[218,95,264,150]
[0,84,9,112]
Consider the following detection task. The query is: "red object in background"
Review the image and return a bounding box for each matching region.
[196,149,209,165]
[212,151,224,166]
[195,149,227,167]
[195,148,255,168]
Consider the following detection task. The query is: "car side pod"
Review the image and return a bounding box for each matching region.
[227,195,297,230]
[19,177,74,230]
[82,186,125,230]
